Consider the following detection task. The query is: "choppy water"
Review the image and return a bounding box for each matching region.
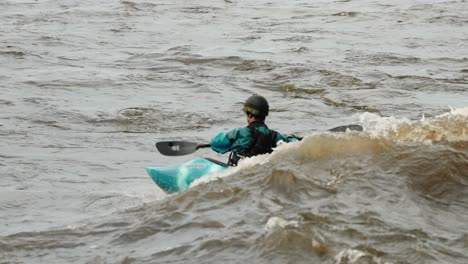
[1,0,467,263]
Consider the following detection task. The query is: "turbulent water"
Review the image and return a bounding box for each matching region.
[1,0,468,263]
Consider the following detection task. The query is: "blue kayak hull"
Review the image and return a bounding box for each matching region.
[146,158,228,193]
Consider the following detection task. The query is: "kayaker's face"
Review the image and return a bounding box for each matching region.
[246,113,255,124]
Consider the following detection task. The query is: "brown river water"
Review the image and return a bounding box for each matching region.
[1,0,467,263]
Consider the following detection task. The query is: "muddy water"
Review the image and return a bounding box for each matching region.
[1,0,467,263]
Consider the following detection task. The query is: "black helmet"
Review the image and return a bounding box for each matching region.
[242,94,269,116]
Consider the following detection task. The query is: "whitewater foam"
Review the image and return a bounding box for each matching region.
[359,107,468,143]
[264,216,299,231]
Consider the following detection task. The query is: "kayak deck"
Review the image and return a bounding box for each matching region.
[146,158,228,193]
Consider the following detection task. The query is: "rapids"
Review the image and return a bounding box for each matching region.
[1,0,467,263]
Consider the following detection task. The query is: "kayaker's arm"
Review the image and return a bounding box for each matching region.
[276,132,301,142]
[210,131,235,154]
[210,128,255,155]
[287,134,303,141]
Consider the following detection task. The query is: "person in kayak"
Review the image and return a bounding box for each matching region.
[210,94,298,166]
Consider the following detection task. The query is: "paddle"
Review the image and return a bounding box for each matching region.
[327,124,363,132]
[155,142,210,156]
[288,124,363,140]
[155,124,363,156]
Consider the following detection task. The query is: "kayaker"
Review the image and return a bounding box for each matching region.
[210,95,298,166]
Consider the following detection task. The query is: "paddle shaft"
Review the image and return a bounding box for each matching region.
[156,124,363,155]
[196,144,211,149]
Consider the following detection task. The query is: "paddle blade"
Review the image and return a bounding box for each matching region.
[156,141,200,156]
[328,124,363,132]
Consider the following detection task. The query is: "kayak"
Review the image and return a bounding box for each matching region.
[146,158,228,193]
[148,125,364,193]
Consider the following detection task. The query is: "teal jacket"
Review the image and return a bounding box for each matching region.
[210,123,298,155]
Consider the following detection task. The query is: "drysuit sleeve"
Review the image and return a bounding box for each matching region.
[210,129,239,154]
[276,132,299,143]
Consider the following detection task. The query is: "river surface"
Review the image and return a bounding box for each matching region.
[1,0,468,263]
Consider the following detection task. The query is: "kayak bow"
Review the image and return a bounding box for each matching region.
[146,158,228,193]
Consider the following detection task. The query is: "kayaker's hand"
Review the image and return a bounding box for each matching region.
[289,134,303,141]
